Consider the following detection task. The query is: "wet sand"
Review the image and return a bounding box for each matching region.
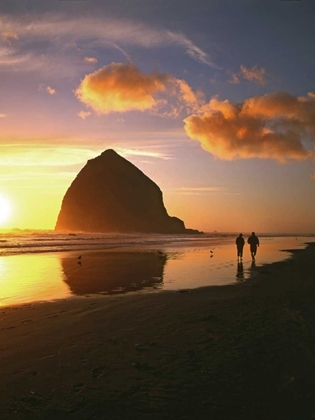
[1,242,315,419]
[0,236,308,307]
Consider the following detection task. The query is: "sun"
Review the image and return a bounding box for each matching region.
[0,195,11,225]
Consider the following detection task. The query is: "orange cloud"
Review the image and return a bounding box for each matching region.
[84,57,98,64]
[78,111,91,120]
[75,63,172,114]
[46,86,56,95]
[311,172,315,180]
[1,31,19,42]
[229,65,266,85]
[176,79,204,112]
[38,84,56,95]
[242,91,315,125]
[240,65,266,85]
[229,73,240,84]
[184,92,315,162]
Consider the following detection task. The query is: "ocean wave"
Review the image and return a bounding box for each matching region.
[0,231,233,256]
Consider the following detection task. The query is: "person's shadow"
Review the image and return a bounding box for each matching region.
[236,262,244,281]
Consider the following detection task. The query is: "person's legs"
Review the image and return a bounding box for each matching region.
[237,247,244,259]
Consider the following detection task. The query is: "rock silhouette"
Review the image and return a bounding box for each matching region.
[55,149,201,234]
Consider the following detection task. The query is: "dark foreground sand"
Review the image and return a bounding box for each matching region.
[1,243,315,420]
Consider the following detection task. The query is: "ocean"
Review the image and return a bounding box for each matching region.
[0,230,313,307]
[0,230,234,256]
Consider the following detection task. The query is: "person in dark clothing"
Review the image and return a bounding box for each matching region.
[236,233,245,260]
[247,232,260,260]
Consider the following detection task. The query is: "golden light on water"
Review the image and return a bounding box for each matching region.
[0,195,11,225]
[0,254,70,307]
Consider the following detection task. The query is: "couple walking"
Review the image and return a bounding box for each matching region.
[236,232,260,261]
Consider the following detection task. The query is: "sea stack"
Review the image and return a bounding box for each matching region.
[55,149,201,234]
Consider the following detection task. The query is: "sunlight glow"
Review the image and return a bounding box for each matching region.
[0,195,11,224]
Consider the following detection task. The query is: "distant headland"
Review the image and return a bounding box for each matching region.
[55,149,202,234]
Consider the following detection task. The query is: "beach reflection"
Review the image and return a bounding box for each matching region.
[0,254,69,307]
[61,251,166,295]
[0,237,311,307]
[236,262,244,281]
[162,247,251,289]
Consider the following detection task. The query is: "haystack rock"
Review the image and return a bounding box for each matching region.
[55,149,202,234]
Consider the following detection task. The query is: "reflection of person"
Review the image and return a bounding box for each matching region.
[236,262,244,281]
[247,232,260,260]
[235,233,245,260]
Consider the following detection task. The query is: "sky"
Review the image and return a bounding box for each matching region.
[0,0,315,234]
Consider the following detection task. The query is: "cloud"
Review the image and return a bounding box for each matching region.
[0,145,99,167]
[1,30,19,43]
[84,57,98,64]
[78,111,91,120]
[76,63,203,117]
[166,32,219,68]
[0,13,217,74]
[46,86,56,95]
[0,45,38,68]
[0,113,7,118]
[0,171,76,182]
[166,187,227,194]
[228,73,240,84]
[176,79,204,112]
[152,79,204,119]
[240,65,266,85]
[75,62,172,114]
[229,65,266,85]
[311,172,315,180]
[38,84,56,95]
[115,147,173,160]
[184,92,315,162]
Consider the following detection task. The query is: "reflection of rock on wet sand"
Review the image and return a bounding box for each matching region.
[61,251,167,295]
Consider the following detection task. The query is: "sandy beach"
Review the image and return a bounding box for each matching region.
[1,242,315,419]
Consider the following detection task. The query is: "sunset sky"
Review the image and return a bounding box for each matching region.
[1,0,315,233]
